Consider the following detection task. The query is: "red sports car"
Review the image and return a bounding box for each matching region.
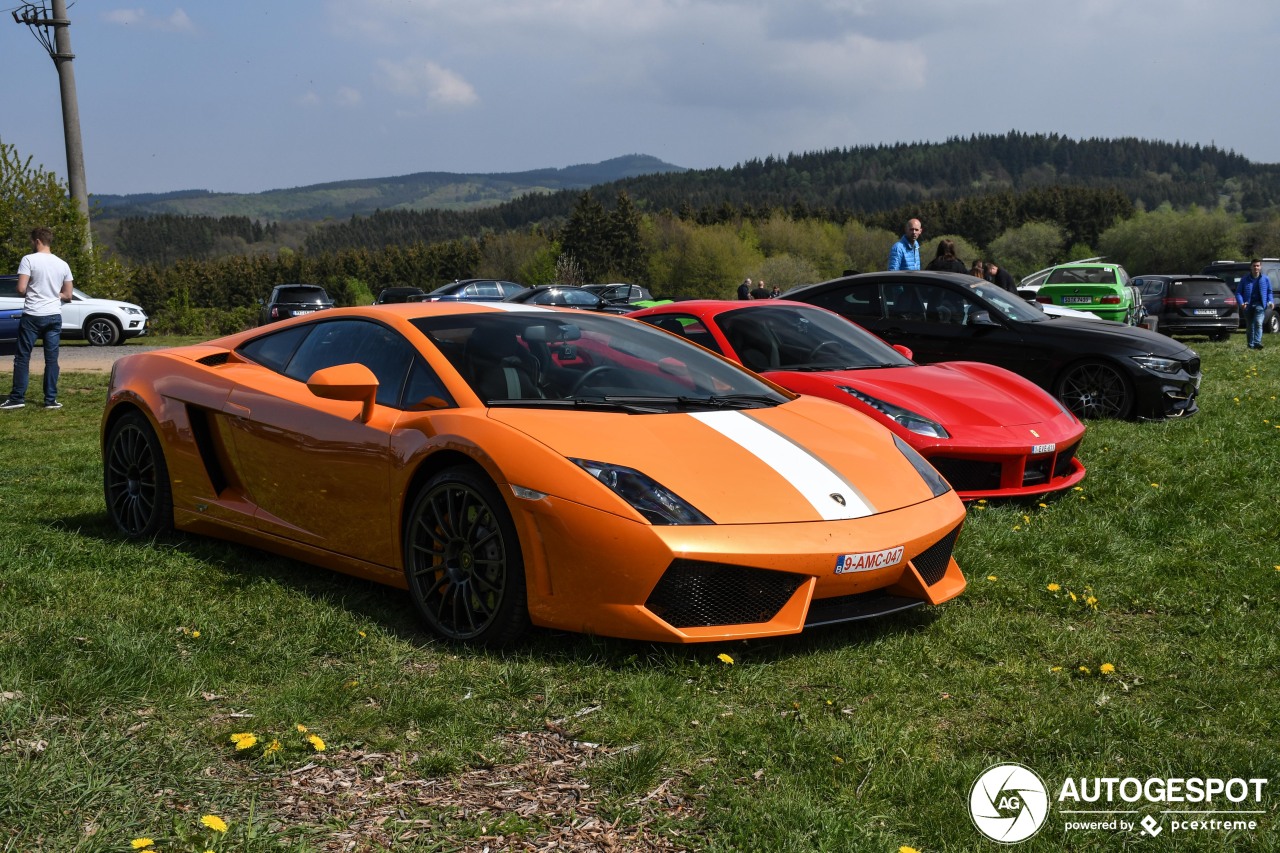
[630,300,1086,500]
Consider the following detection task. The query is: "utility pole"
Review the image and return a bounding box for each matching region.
[13,0,91,250]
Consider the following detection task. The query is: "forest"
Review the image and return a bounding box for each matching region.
[6,132,1280,336]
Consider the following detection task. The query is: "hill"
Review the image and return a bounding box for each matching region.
[90,154,687,221]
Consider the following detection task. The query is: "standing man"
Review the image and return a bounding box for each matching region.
[887,219,922,270]
[737,278,752,300]
[1236,258,1274,350]
[2,227,74,411]
[985,260,1018,294]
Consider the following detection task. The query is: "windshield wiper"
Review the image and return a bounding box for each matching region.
[488,398,667,414]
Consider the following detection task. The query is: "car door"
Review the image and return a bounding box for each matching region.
[1136,277,1165,319]
[0,276,21,346]
[223,319,421,567]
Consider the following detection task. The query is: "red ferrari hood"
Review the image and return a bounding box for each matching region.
[486,396,942,524]
[778,363,1062,428]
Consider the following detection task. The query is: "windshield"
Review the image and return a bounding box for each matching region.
[717,304,913,370]
[412,312,791,410]
[967,282,1050,323]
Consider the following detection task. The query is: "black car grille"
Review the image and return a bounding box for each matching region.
[1186,356,1201,375]
[912,525,961,586]
[1053,441,1081,479]
[197,352,230,367]
[930,457,1002,492]
[804,590,924,627]
[645,561,806,628]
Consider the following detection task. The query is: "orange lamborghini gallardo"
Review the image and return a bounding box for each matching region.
[102,303,967,645]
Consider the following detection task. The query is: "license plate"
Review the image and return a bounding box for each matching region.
[1062,296,1092,304]
[834,546,904,574]
[1192,309,1217,316]
[1031,443,1056,455]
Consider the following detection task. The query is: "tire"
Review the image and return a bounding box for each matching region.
[103,410,173,538]
[86,316,122,346]
[1210,331,1231,342]
[403,466,528,645]
[1054,360,1135,420]
[1266,309,1280,335]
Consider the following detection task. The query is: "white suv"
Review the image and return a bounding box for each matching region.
[0,274,148,346]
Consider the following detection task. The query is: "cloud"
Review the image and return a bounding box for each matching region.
[376,59,478,107]
[335,87,362,107]
[103,7,196,32]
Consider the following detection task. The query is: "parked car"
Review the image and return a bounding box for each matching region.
[1035,262,1144,325]
[1200,260,1280,335]
[1017,256,1105,299]
[504,285,633,313]
[630,299,1086,501]
[259,284,333,325]
[101,303,966,645]
[1134,274,1238,341]
[582,283,656,305]
[0,274,149,345]
[415,279,527,302]
[783,271,1201,420]
[374,286,425,304]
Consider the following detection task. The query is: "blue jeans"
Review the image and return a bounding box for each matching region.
[1246,304,1267,348]
[8,313,62,405]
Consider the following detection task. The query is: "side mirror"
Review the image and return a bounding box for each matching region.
[892,344,914,361]
[969,310,999,327]
[307,363,379,423]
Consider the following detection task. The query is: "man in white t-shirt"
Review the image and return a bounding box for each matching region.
[2,227,74,410]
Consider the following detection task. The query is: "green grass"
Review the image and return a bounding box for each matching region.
[1,337,1277,851]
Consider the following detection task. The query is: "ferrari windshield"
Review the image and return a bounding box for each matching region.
[717,304,914,370]
[412,311,792,409]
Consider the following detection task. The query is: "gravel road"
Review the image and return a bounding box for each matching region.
[3,343,169,373]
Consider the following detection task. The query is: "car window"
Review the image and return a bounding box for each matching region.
[0,278,20,298]
[280,319,418,408]
[498,282,526,298]
[275,286,329,303]
[640,314,725,354]
[237,324,312,371]
[402,357,455,410]
[804,283,882,318]
[466,282,501,299]
[1137,278,1166,297]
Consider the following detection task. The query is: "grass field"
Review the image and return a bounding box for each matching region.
[0,336,1276,852]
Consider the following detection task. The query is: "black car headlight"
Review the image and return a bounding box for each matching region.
[1131,355,1183,375]
[838,386,950,439]
[571,459,713,525]
[892,435,952,498]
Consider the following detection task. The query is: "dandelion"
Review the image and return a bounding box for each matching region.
[1100,663,1116,675]
[201,814,228,833]
[1085,595,1098,608]
[1047,583,1060,592]
[833,755,844,764]
[1150,483,1159,488]
[1078,666,1090,675]
[1050,666,1063,672]
[1073,486,1084,492]
[977,499,987,504]
[308,734,327,752]
[131,840,155,850]
[900,847,921,853]
[358,630,367,638]
[295,724,308,733]
[1022,514,1030,524]
[1038,502,1047,508]
[229,732,257,750]
[718,652,734,665]
[1069,591,1078,602]
[263,738,282,756]
[191,630,200,638]
[1013,525,1022,531]
[987,575,997,581]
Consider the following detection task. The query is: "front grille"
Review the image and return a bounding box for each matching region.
[645,561,806,628]
[1053,441,1081,479]
[911,525,961,586]
[929,457,1002,492]
[804,591,924,627]
[1022,457,1051,486]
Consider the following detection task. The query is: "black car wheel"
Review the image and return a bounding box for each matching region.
[1267,309,1280,335]
[1055,360,1135,420]
[403,466,528,645]
[1210,331,1232,342]
[86,316,122,346]
[104,410,173,538]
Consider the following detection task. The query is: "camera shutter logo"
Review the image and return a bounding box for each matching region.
[969,763,1050,843]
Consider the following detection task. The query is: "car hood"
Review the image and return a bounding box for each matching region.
[773,364,1060,428]
[74,296,146,313]
[1031,316,1196,357]
[486,395,943,524]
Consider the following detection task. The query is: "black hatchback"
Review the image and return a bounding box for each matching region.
[259,284,333,325]
[1134,275,1238,341]
[784,271,1200,420]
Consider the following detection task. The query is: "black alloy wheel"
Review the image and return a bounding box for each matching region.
[403,466,528,645]
[103,410,173,537]
[86,316,122,346]
[1055,360,1135,420]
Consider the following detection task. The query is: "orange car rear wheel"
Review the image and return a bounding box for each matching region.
[103,410,173,538]
[403,466,529,646]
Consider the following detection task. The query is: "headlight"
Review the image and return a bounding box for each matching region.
[125,307,143,315]
[1131,355,1182,375]
[839,386,950,439]
[570,459,713,525]
[892,435,952,498]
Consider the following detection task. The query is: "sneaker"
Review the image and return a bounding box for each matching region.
[0,400,24,411]
[44,401,62,410]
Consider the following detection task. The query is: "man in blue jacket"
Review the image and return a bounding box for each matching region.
[887,219,922,270]
[1236,259,1274,350]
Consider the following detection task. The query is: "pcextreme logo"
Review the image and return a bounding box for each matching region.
[968,764,1270,843]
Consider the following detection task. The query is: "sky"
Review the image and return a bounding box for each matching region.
[1,0,1277,197]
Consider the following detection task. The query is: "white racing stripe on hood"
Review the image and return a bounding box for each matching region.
[688,410,875,520]
[480,303,554,312]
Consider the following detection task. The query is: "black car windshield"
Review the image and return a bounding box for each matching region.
[967,282,1049,323]
[411,312,792,410]
[717,304,913,370]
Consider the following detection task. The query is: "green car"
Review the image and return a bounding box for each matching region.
[1035,262,1143,324]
